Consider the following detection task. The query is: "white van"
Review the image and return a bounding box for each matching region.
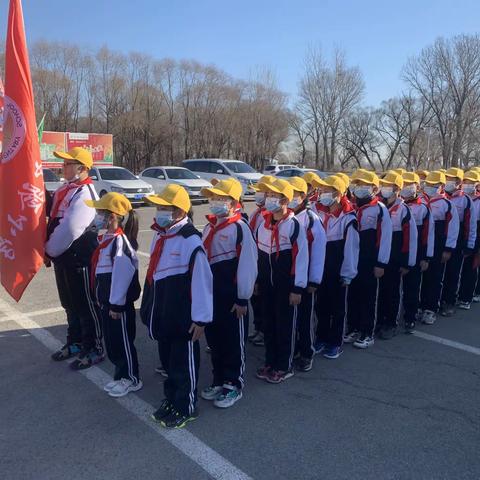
[182,159,262,196]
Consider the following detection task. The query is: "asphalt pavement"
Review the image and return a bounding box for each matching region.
[1,202,479,480]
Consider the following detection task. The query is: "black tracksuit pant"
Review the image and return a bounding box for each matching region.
[316,276,347,347]
[458,254,478,303]
[296,290,315,359]
[441,247,464,306]
[421,235,446,313]
[101,303,139,383]
[403,265,422,324]
[377,263,402,329]
[251,293,264,333]
[54,263,103,352]
[205,294,247,389]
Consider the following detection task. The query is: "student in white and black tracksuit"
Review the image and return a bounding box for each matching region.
[346,172,391,349]
[287,177,326,371]
[200,179,258,408]
[376,172,417,339]
[46,147,103,370]
[255,179,308,384]
[313,175,359,359]
[441,173,477,315]
[457,173,480,308]
[141,184,213,429]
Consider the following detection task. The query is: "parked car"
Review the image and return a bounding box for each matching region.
[275,168,327,179]
[182,159,262,195]
[88,166,154,205]
[263,164,295,175]
[139,166,212,202]
[43,168,64,194]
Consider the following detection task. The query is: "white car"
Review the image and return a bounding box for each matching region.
[88,166,154,206]
[43,168,64,195]
[263,164,295,175]
[182,159,262,196]
[139,166,212,202]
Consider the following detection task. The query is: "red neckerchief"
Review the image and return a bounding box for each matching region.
[146,222,179,285]
[249,207,265,231]
[50,177,93,219]
[405,196,422,206]
[203,213,242,260]
[90,227,123,288]
[323,197,353,231]
[263,211,291,259]
[309,191,318,203]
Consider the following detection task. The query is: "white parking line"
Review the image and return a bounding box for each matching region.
[0,298,252,480]
[25,306,64,317]
[413,331,480,355]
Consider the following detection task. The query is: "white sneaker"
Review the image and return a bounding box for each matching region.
[457,301,471,310]
[422,310,436,325]
[108,378,143,397]
[353,335,375,349]
[214,385,243,408]
[343,330,360,344]
[201,385,223,401]
[473,295,480,303]
[103,380,120,392]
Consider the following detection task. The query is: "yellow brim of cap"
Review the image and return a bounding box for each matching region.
[379,179,397,185]
[144,195,175,207]
[259,183,285,195]
[424,179,444,185]
[200,186,236,199]
[53,151,76,161]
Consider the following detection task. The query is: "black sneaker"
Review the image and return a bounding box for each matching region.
[70,348,105,370]
[151,399,173,422]
[161,408,199,429]
[51,343,82,361]
[404,322,415,334]
[296,357,313,372]
[440,303,456,317]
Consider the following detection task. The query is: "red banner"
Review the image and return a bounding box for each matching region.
[0,0,46,301]
[0,77,4,152]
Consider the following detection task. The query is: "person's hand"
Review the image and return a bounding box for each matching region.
[253,284,259,296]
[399,267,409,276]
[307,286,317,294]
[189,323,205,342]
[419,260,429,272]
[109,310,121,319]
[231,304,248,319]
[373,267,384,278]
[441,251,452,263]
[289,292,302,306]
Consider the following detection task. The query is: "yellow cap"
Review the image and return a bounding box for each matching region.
[470,166,480,173]
[439,168,447,173]
[445,167,464,180]
[303,171,321,186]
[259,178,294,202]
[252,175,275,192]
[380,171,404,189]
[333,172,350,187]
[415,169,429,178]
[402,172,420,184]
[201,177,243,201]
[289,176,308,194]
[350,169,379,187]
[464,170,480,182]
[85,192,132,216]
[393,168,406,175]
[425,171,446,185]
[53,147,93,169]
[312,175,347,195]
[145,184,191,212]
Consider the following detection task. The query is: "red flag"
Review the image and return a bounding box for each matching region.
[0,0,46,301]
[0,77,4,152]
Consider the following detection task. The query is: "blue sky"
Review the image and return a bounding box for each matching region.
[2,0,480,106]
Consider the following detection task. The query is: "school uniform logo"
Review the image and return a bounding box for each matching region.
[1,95,26,164]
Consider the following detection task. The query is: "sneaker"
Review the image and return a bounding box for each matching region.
[323,346,343,359]
[214,385,243,408]
[440,303,455,317]
[248,330,260,341]
[155,365,168,377]
[151,399,173,422]
[421,310,436,325]
[252,332,264,346]
[314,340,327,354]
[266,369,294,384]
[296,357,313,372]
[201,385,223,401]
[103,380,120,392]
[378,326,397,340]
[161,409,199,429]
[205,346,212,354]
[353,335,375,349]
[472,295,480,303]
[415,310,423,321]
[108,378,143,398]
[51,343,82,361]
[255,365,272,380]
[404,322,415,334]
[457,301,471,310]
[343,330,360,344]
[70,348,105,370]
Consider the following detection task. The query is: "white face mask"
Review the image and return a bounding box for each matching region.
[400,185,416,199]
[209,200,230,217]
[445,181,457,193]
[265,197,281,212]
[319,192,336,207]
[380,186,394,199]
[463,184,476,195]
[155,210,174,228]
[288,196,302,210]
[423,185,440,197]
[353,185,373,199]
[93,213,108,231]
[254,192,265,206]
